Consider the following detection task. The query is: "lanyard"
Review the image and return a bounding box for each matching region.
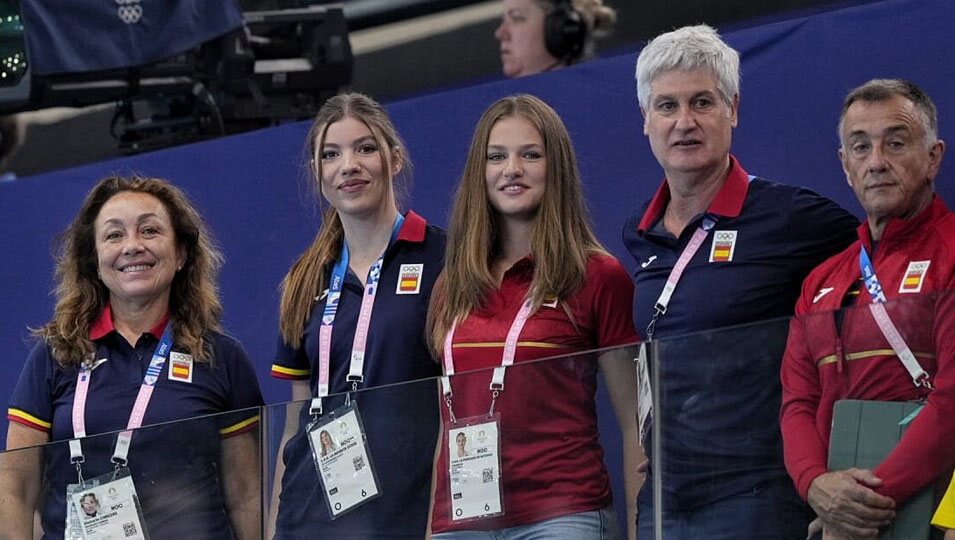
[69,321,174,473]
[310,214,404,416]
[440,298,535,422]
[645,216,717,340]
[859,246,932,389]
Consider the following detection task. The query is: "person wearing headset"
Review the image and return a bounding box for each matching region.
[494,0,616,78]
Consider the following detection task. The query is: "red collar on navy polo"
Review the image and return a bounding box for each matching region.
[636,155,751,234]
[858,194,950,251]
[89,303,171,341]
[396,210,427,243]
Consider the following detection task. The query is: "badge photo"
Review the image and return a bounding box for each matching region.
[709,230,738,262]
[396,263,423,295]
[168,352,193,383]
[899,260,931,294]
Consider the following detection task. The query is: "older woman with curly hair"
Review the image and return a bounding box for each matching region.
[1,176,263,540]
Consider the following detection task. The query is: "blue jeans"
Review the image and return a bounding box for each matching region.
[433,506,621,540]
[636,478,812,540]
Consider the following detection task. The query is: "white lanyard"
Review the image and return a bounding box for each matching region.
[645,216,717,340]
[859,246,932,389]
[69,321,174,474]
[440,298,535,422]
[311,215,404,416]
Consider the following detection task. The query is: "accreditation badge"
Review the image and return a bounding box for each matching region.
[67,468,149,540]
[636,343,653,446]
[447,414,503,522]
[307,401,381,518]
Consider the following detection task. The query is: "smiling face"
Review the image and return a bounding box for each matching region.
[81,495,97,515]
[456,432,467,449]
[494,0,558,78]
[839,94,944,235]
[317,116,399,219]
[485,115,547,223]
[643,68,737,179]
[95,192,184,310]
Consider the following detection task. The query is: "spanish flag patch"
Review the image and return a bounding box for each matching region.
[168,352,193,383]
[709,230,738,263]
[396,263,423,295]
[899,260,930,294]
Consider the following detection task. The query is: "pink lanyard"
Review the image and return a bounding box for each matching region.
[859,246,932,389]
[70,322,173,470]
[311,215,403,417]
[645,216,716,340]
[441,299,535,421]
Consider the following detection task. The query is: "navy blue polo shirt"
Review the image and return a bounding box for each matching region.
[622,157,858,510]
[271,210,445,539]
[8,307,264,540]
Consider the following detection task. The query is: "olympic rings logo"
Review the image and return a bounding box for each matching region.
[115,0,142,24]
[714,231,736,241]
[117,5,142,24]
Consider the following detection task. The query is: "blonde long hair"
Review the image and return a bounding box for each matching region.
[37,175,223,365]
[428,94,606,353]
[278,93,411,348]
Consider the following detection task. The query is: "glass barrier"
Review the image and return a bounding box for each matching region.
[3,288,950,539]
[0,345,640,540]
[649,288,953,540]
[0,406,263,540]
[262,343,641,540]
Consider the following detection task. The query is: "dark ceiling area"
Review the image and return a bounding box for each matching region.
[3,0,870,178]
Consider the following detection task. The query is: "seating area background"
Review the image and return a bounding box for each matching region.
[1,0,952,523]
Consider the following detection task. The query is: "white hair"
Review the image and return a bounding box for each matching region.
[635,24,740,111]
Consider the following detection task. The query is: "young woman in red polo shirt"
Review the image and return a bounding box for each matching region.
[428,94,641,539]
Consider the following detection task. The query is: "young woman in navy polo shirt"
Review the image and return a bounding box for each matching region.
[428,94,641,539]
[2,176,263,540]
[270,93,445,539]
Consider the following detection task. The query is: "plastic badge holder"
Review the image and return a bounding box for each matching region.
[308,400,382,519]
[68,467,150,540]
[447,413,505,523]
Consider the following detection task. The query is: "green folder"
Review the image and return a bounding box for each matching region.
[829,399,933,540]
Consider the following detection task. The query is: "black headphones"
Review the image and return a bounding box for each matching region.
[544,0,587,62]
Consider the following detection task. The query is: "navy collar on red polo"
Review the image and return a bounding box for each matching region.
[89,303,171,341]
[858,194,949,251]
[636,155,752,234]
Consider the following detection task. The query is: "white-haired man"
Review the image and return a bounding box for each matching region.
[623,24,859,539]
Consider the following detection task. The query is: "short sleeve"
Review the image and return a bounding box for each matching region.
[215,335,265,438]
[7,341,56,433]
[589,255,640,348]
[270,334,311,381]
